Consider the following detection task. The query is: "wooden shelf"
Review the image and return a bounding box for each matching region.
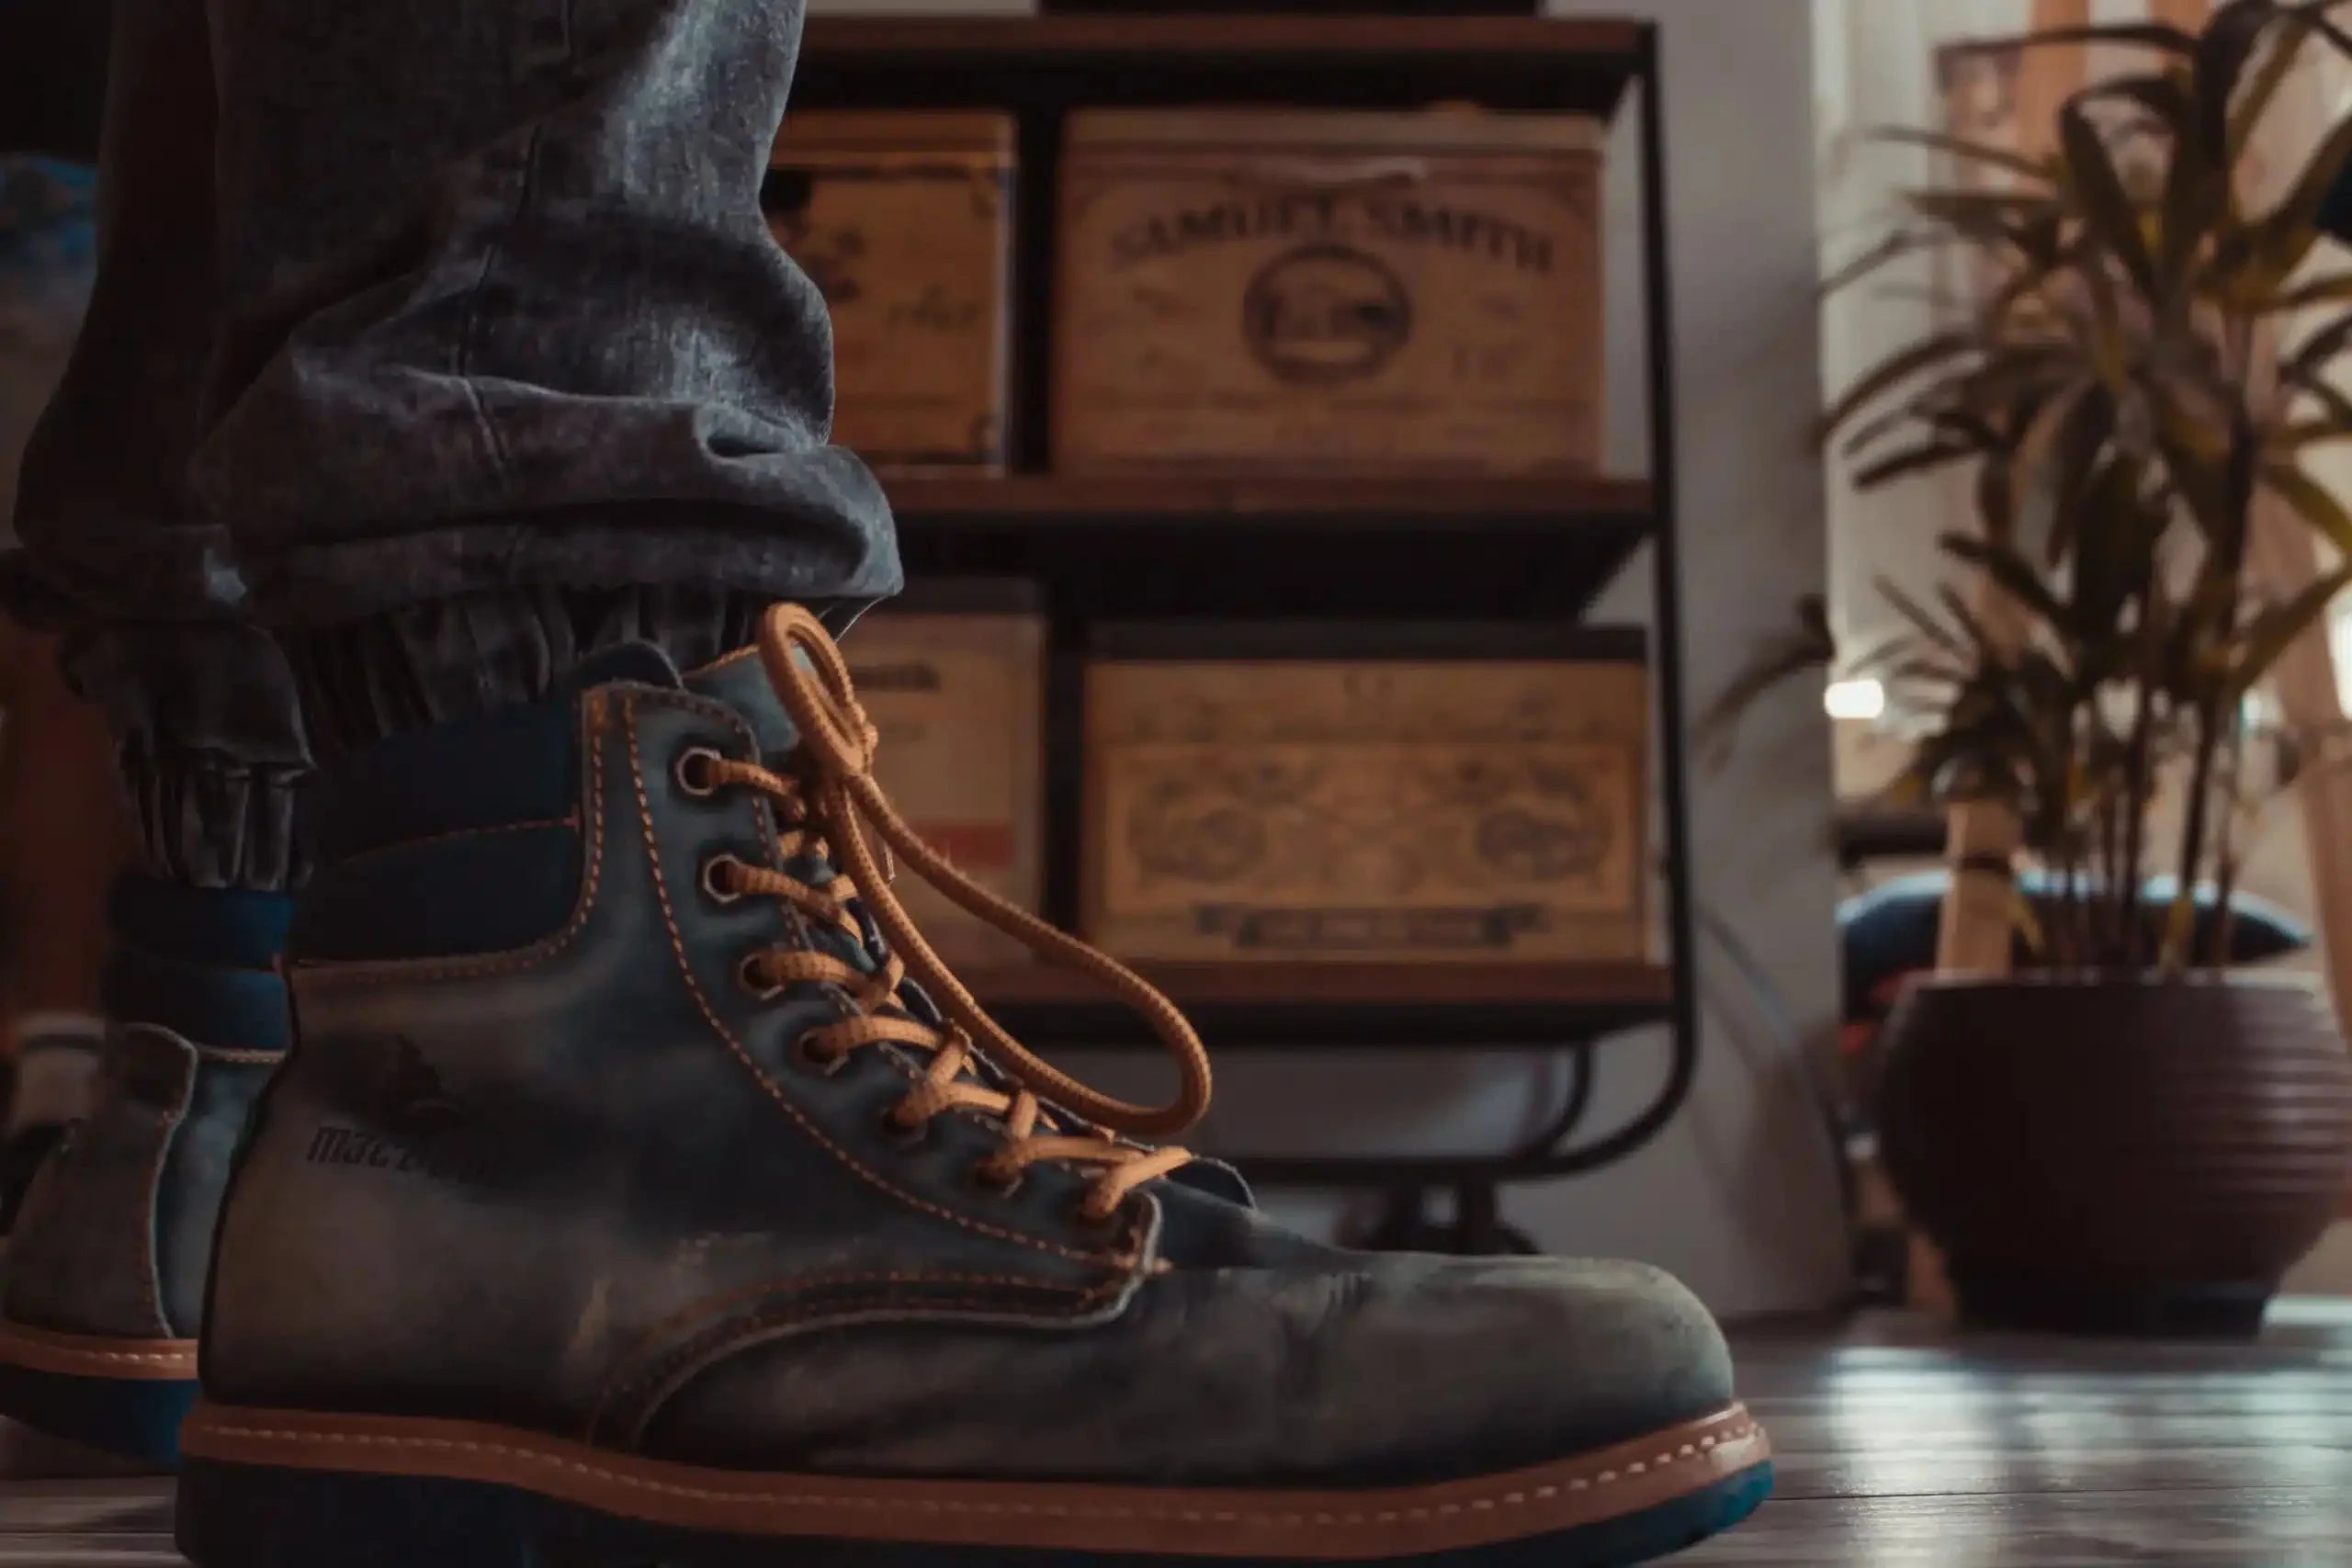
[883,472,1655,530]
[804,16,1648,67]
[799,17,1648,120]
[961,960,1674,1052]
[885,473,1656,622]
[795,17,1645,119]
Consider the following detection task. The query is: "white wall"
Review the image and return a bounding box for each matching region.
[808,0,1852,1318]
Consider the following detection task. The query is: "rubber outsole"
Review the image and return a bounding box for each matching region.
[0,1306,198,1468]
[175,1454,1770,1568]
[0,1355,195,1467]
[175,1404,1772,1568]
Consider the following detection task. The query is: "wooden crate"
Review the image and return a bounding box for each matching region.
[768,110,1015,470]
[845,585,1046,968]
[1082,626,1647,964]
[1054,107,1604,475]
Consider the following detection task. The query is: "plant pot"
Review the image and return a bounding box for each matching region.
[1876,974,2352,1337]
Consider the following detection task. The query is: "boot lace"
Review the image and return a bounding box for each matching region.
[688,604,1214,1225]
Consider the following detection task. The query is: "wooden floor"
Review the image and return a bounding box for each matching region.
[5,1303,2350,1565]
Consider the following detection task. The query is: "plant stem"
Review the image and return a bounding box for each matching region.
[2119,689,2155,970]
[2208,709,2248,971]
[2117,747,2135,959]
[2177,402,2263,975]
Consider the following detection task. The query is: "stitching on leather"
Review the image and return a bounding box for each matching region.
[650,689,788,874]
[195,1046,286,1066]
[327,817,581,871]
[589,1268,1117,1440]
[191,1417,1764,1525]
[619,696,1106,1269]
[0,1333,198,1371]
[689,647,762,676]
[130,1029,199,1337]
[294,706,609,986]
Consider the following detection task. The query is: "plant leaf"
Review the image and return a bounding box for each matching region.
[2019,381,2116,560]
[1901,187,2061,249]
[2229,13,2315,164]
[1868,126,2054,183]
[2228,562,2352,697]
[2248,92,2352,285]
[2280,360,2352,432]
[1940,533,2074,634]
[1852,439,1978,490]
[1820,227,1952,299]
[2280,306,2352,392]
[1950,23,2199,59]
[2197,0,2287,164]
[2257,271,2352,311]
[2260,459,2352,555]
[2267,417,2352,452]
[1937,581,2003,657]
[1876,575,1970,660]
[1819,331,1980,441]
[2060,100,2158,294]
[2159,105,2224,297]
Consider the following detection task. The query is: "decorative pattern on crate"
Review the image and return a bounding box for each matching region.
[1084,653,1647,963]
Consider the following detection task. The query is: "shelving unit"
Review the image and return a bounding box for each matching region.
[960,960,1676,1051]
[798,14,1694,1253]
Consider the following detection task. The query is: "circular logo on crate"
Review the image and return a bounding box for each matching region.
[1242,243,1413,387]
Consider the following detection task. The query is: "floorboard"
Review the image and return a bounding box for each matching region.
[5,1303,2349,1565]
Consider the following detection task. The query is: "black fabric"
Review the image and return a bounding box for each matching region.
[0,0,109,160]
[110,875,292,968]
[282,587,780,758]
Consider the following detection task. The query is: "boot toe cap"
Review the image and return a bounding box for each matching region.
[1270,1255,1737,1485]
[639,1251,1736,1489]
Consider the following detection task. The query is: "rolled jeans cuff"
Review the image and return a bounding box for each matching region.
[61,622,311,891]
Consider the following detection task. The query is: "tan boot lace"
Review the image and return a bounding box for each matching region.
[692,604,1214,1225]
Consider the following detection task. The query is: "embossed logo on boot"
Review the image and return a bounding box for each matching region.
[304,1039,517,1189]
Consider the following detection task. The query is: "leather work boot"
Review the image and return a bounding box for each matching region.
[0,880,292,1465]
[175,606,1771,1568]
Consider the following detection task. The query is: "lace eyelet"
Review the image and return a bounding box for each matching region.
[969,1162,1024,1200]
[791,1032,848,1078]
[737,953,786,1001]
[674,746,726,799]
[879,1106,931,1148]
[701,854,747,906]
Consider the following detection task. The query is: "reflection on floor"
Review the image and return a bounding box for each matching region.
[6,1303,2352,1566]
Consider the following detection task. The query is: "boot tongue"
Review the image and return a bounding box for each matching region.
[682,647,802,760]
[573,641,685,694]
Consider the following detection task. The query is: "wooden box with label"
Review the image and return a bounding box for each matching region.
[1054,107,1603,474]
[846,585,1046,968]
[1082,626,1647,964]
[767,111,1015,470]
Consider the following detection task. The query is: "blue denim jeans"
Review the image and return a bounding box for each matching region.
[6,0,899,886]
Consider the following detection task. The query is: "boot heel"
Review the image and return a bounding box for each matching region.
[176,1459,553,1568]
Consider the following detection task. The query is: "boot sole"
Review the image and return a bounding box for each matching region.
[176,1401,1769,1568]
[0,1317,199,1467]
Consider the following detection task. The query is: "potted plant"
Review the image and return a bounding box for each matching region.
[1812,0,2352,1334]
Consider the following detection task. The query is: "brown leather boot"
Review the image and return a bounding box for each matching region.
[175,606,1770,1568]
